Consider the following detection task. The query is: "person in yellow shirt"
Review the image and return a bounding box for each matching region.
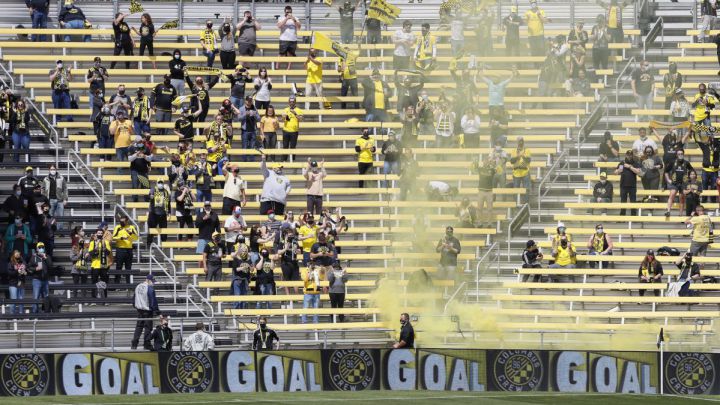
[112,214,138,283]
[298,215,318,265]
[260,106,280,161]
[200,19,220,67]
[414,23,437,72]
[355,129,376,188]
[88,228,114,299]
[281,97,304,161]
[510,137,532,203]
[338,56,359,109]
[524,0,550,56]
[205,131,227,166]
[550,236,576,269]
[109,110,134,161]
[689,84,718,167]
[304,48,330,110]
[599,0,631,44]
[301,264,321,324]
[686,204,712,256]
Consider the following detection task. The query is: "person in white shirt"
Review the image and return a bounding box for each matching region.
[222,164,247,215]
[631,128,657,158]
[277,6,301,70]
[461,107,482,148]
[393,20,415,70]
[224,206,247,253]
[182,322,215,351]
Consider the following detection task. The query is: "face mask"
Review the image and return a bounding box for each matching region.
[260,323,267,330]
[15,191,21,197]
[262,252,269,258]
[174,54,180,60]
[119,90,125,95]
[157,184,164,190]
[206,23,213,28]
[120,220,127,226]
[97,233,104,239]
[400,319,406,325]
[677,155,684,162]
[37,248,45,254]
[102,108,110,114]
[596,229,603,234]
[14,219,22,226]
[446,231,453,237]
[561,241,568,247]
[205,208,211,213]
[57,63,63,69]
[164,79,171,85]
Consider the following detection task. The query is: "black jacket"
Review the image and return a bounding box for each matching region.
[148,325,173,351]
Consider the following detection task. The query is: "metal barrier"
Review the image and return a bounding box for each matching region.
[536,151,569,223]
[474,241,499,302]
[615,56,636,115]
[576,96,609,168]
[643,16,664,59]
[506,203,530,260]
[186,284,215,318]
[149,243,178,304]
[67,148,106,219]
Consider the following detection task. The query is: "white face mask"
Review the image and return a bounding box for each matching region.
[49,170,57,176]
[157,184,164,190]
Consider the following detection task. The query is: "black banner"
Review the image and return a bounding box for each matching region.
[3,349,719,396]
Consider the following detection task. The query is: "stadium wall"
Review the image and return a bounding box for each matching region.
[0,349,713,396]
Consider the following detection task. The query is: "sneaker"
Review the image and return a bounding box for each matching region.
[664,211,671,218]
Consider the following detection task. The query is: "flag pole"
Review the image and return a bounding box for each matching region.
[658,327,664,395]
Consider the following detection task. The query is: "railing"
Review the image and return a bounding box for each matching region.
[636,0,650,30]
[506,204,530,261]
[615,57,636,114]
[186,284,214,318]
[0,59,16,90]
[474,241,499,303]
[536,151,569,223]
[114,204,141,263]
[67,149,106,219]
[149,243,178,304]
[443,282,467,314]
[643,16,664,59]
[576,96,609,168]
[24,97,60,166]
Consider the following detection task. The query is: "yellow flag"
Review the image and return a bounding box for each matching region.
[159,19,178,30]
[323,0,333,5]
[129,0,144,14]
[368,0,400,24]
[313,32,358,75]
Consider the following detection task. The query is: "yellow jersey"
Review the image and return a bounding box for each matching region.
[512,148,532,178]
[282,107,303,132]
[110,120,133,148]
[555,245,576,266]
[373,80,385,110]
[525,9,546,37]
[608,6,619,29]
[205,138,226,163]
[298,224,318,252]
[200,29,219,51]
[112,225,138,249]
[691,215,712,243]
[340,58,357,80]
[88,239,113,269]
[260,116,279,133]
[306,58,323,84]
[302,267,321,294]
[693,93,717,122]
[355,137,375,163]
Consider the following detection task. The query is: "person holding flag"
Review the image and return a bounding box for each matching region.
[304,48,329,110]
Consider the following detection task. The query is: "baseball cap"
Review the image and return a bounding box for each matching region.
[146,274,155,281]
[25,166,33,172]
[526,240,536,248]
[36,242,45,248]
[204,200,212,206]
[599,172,607,179]
[271,163,283,169]
[212,231,221,238]
[310,160,318,168]
[646,249,655,256]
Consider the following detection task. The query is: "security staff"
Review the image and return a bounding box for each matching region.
[393,313,415,349]
[253,317,279,350]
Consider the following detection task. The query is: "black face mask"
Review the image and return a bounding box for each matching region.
[119,90,125,95]
[561,241,568,248]
[164,79,171,86]
[260,323,267,330]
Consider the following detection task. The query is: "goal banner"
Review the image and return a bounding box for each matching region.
[0,349,713,396]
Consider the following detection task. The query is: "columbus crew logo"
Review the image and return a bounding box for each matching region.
[1,353,50,396]
[328,349,377,391]
[666,353,715,394]
[493,350,543,391]
[167,352,214,393]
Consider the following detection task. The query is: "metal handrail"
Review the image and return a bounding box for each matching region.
[149,243,178,304]
[186,284,215,318]
[474,241,499,302]
[506,203,530,260]
[67,149,106,219]
[0,60,16,90]
[443,282,467,314]
[25,97,60,166]
[643,16,664,59]
[536,151,568,223]
[576,96,609,168]
[114,204,141,263]
[615,57,636,114]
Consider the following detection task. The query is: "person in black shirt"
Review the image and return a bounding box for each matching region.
[638,250,663,297]
[111,13,134,69]
[664,149,695,217]
[381,131,402,188]
[26,0,50,42]
[169,49,187,96]
[599,131,620,162]
[614,150,641,216]
[87,57,109,108]
[151,75,177,134]
[503,6,522,56]
[174,107,198,141]
[436,226,461,287]
[393,313,414,349]
[148,314,173,351]
[225,66,254,112]
[338,1,356,44]
[28,183,49,236]
[522,240,544,282]
[203,232,227,282]
[676,252,702,297]
[129,141,151,203]
[196,200,221,270]
[133,13,157,69]
[253,317,280,350]
[3,184,28,223]
[173,180,194,241]
[278,228,301,294]
[591,172,613,214]
[185,74,219,123]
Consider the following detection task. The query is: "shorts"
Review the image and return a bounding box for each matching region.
[279,40,297,55]
[690,240,709,256]
[667,183,683,191]
[281,261,300,281]
[196,239,209,254]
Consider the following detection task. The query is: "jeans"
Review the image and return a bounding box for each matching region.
[12,132,30,162]
[700,15,717,42]
[170,79,185,97]
[49,199,64,225]
[702,170,718,204]
[231,278,248,309]
[51,90,72,122]
[341,25,354,44]
[134,120,150,137]
[230,96,243,116]
[241,130,258,162]
[592,48,610,70]
[302,294,320,323]
[635,93,653,110]
[282,131,299,161]
[115,147,129,161]
[98,134,113,150]
[513,175,531,204]
[8,285,24,315]
[382,160,400,188]
[619,186,637,216]
[203,50,217,67]
[64,19,90,42]
[196,189,212,204]
[306,195,323,216]
[256,283,273,309]
[31,10,48,41]
[155,110,172,134]
[220,50,236,69]
[32,278,49,313]
[340,78,359,109]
